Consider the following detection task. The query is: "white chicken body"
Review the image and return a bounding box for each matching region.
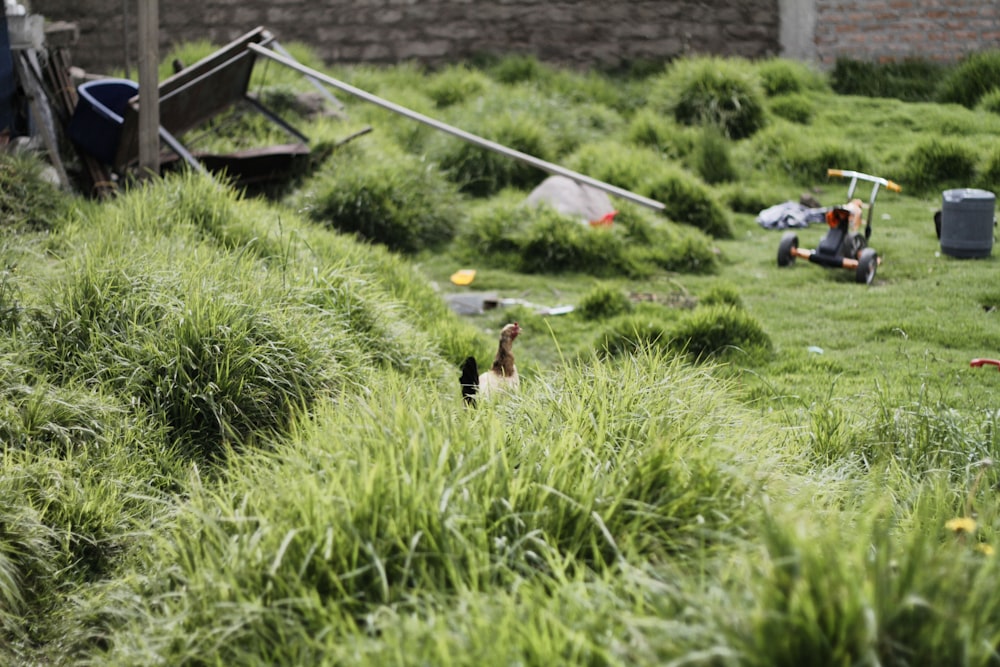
[478,363,519,399]
[459,322,521,406]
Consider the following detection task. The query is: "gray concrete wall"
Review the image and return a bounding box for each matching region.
[778,0,817,62]
[32,0,780,74]
[28,0,1000,75]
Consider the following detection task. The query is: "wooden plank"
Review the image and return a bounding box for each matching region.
[136,0,159,177]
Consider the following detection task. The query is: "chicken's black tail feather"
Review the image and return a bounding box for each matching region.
[460,356,479,407]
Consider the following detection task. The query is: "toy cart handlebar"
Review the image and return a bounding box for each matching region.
[827,168,902,193]
[971,358,1000,371]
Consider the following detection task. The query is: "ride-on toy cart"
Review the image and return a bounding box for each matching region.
[777,169,901,285]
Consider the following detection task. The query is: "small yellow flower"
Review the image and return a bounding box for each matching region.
[976,543,995,556]
[945,517,977,534]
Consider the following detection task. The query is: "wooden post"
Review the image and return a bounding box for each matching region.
[136,0,159,178]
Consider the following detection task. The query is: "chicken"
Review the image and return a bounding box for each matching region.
[459,322,521,406]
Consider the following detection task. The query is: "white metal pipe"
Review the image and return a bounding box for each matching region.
[247,42,666,212]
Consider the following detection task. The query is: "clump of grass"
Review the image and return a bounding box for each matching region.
[425,64,491,108]
[642,167,733,238]
[0,494,57,647]
[978,88,1000,115]
[669,304,771,363]
[485,53,550,85]
[769,93,814,124]
[458,201,643,277]
[457,196,717,277]
[0,269,20,332]
[717,181,797,215]
[28,251,337,457]
[0,375,108,452]
[626,109,696,157]
[937,50,1000,108]
[692,126,737,184]
[654,56,767,139]
[576,283,633,320]
[831,57,947,102]
[565,143,732,238]
[566,140,665,192]
[0,152,71,233]
[757,58,827,96]
[78,355,769,664]
[429,112,554,196]
[596,313,674,358]
[518,210,640,275]
[619,211,719,274]
[700,282,743,308]
[902,137,978,194]
[977,146,1000,192]
[299,141,464,253]
[748,126,868,184]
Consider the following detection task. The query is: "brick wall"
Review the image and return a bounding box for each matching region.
[813,0,1000,66]
[31,0,779,74]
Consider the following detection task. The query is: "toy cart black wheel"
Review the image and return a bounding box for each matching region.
[847,233,866,259]
[778,232,798,267]
[856,248,878,285]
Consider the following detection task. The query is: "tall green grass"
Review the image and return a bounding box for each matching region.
[7,46,1000,667]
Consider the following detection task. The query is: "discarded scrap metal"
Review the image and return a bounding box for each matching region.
[110,27,314,183]
[445,292,574,316]
[246,42,667,214]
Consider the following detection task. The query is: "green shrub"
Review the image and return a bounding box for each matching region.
[902,137,978,193]
[618,208,719,274]
[0,493,57,644]
[0,269,20,333]
[655,57,767,139]
[717,182,796,215]
[831,57,947,102]
[626,109,690,155]
[769,93,814,124]
[425,65,491,108]
[692,126,737,184]
[976,87,1000,115]
[457,198,715,278]
[0,152,70,232]
[596,313,674,358]
[566,141,666,192]
[978,146,1000,192]
[454,194,528,261]
[669,304,771,362]
[757,58,826,96]
[789,139,869,184]
[576,283,633,320]
[431,113,554,196]
[457,201,640,277]
[937,50,1000,108]
[749,127,868,184]
[486,53,549,85]
[303,143,463,253]
[517,209,640,276]
[641,168,734,238]
[700,283,743,308]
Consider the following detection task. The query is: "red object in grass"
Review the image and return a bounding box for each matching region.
[970,358,1000,371]
[589,210,618,227]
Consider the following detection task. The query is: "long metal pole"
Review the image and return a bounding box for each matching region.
[247,42,666,212]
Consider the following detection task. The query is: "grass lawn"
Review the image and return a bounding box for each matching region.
[4,47,1000,665]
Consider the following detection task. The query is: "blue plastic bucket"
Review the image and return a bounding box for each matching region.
[68,78,139,165]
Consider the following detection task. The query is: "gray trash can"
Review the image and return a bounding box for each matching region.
[940,188,995,258]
